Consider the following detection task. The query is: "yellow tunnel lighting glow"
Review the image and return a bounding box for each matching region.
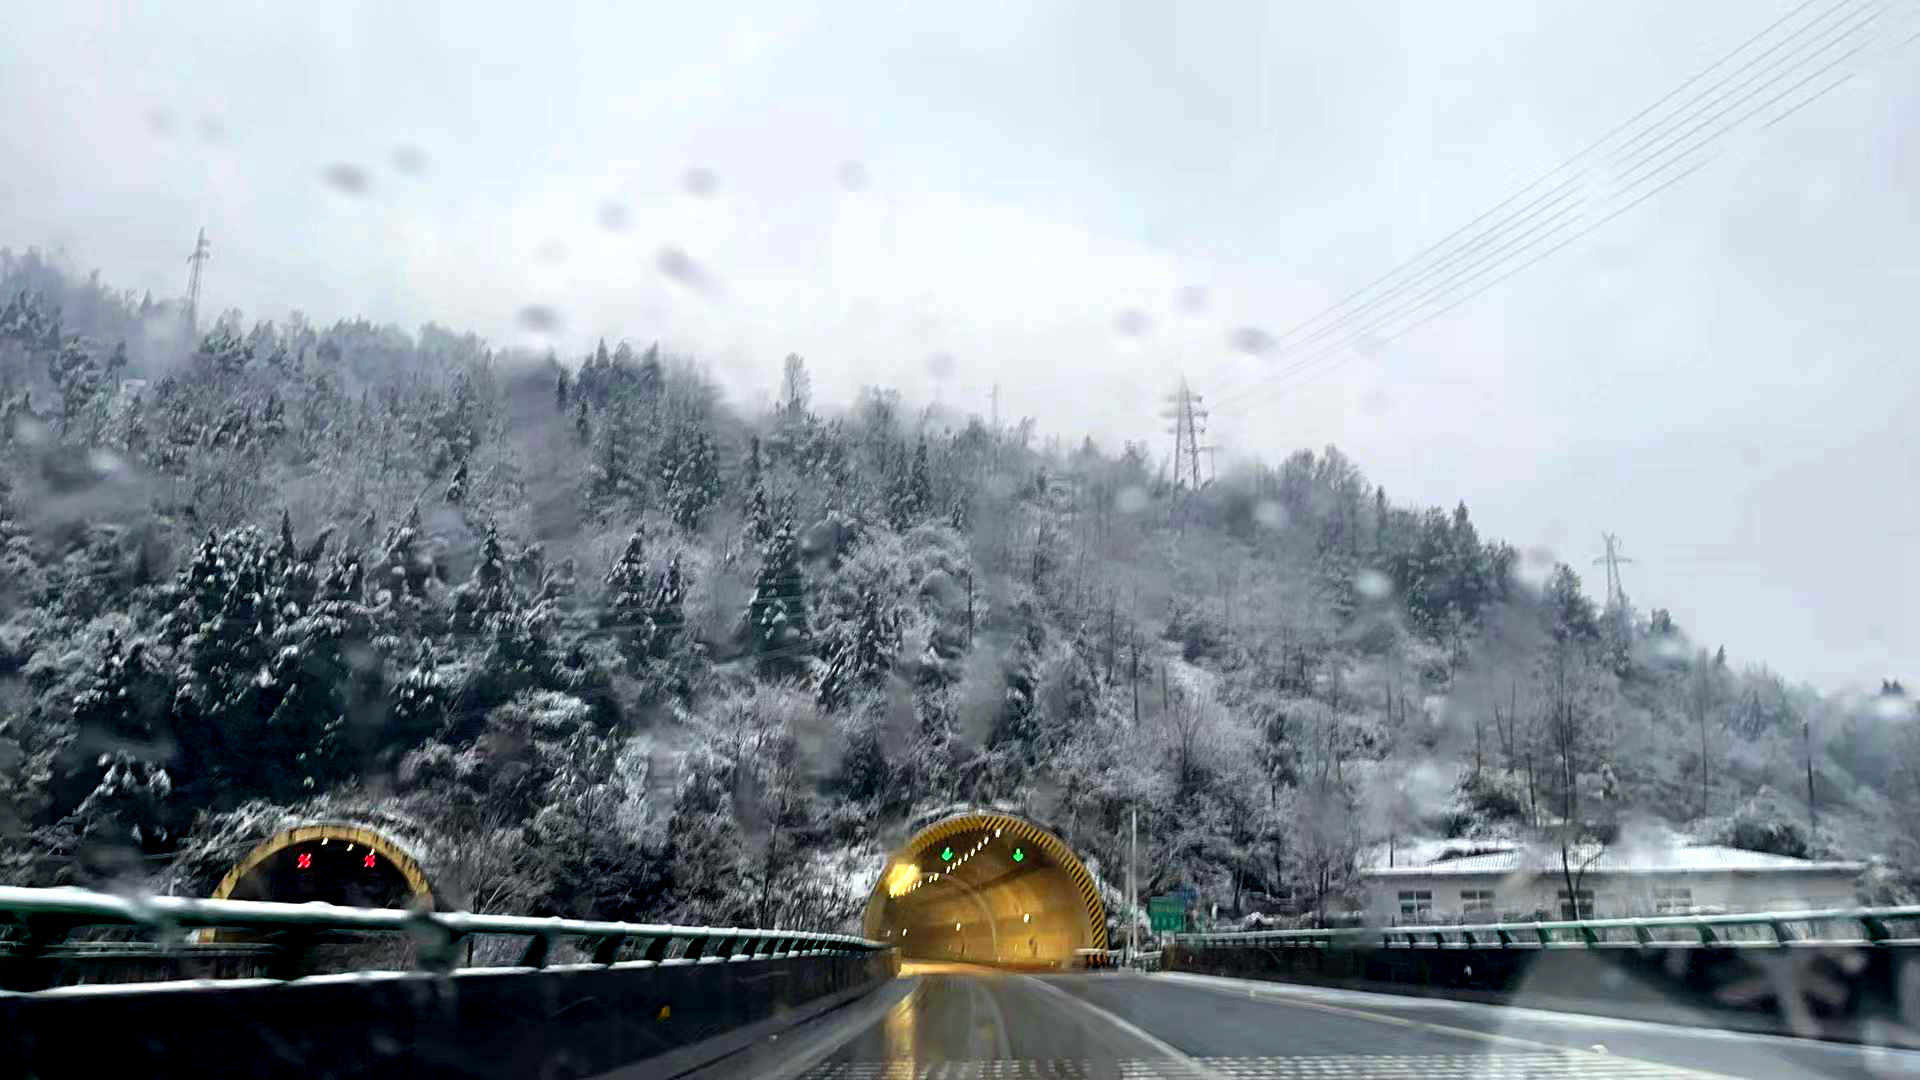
[864,811,1109,964]
[885,862,921,898]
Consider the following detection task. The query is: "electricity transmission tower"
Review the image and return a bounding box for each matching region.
[184,227,210,337]
[1160,379,1211,490]
[1593,532,1634,609]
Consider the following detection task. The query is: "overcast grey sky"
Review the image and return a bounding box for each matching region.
[2,1,1915,693]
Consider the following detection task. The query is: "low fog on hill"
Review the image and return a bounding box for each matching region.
[2,246,1916,929]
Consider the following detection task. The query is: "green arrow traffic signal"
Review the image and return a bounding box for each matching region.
[1013,848,1024,862]
[941,847,953,862]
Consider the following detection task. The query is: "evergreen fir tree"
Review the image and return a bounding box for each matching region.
[746,516,810,678]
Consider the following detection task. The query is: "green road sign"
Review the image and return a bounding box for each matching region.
[1147,895,1185,933]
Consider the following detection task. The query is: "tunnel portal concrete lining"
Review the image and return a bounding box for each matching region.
[213,823,433,908]
[862,811,1106,967]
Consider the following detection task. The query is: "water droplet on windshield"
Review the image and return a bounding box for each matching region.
[321,163,370,196]
[1254,500,1288,530]
[598,201,631,232]
[1177,285,1208,313]
[926,352,957,381]
[1360,388,1391,416]
[517,305,561,333]
[391,145,427,175]
[683,167,719,197]
[1116,486,1151,514]
[837,162,871,192]
[146,109,174,136]
[1355,568,1392,599]
[1230,326,1276,357]
[1113,309,1152,339]
[197,116,225,143]
[533,239,567,265]
[657,247,717,294]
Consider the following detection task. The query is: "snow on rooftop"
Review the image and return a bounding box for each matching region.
[1363,841,1865,878]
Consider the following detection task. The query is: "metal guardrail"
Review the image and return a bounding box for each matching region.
[1171,906,1920,951]
[0,885,886,989]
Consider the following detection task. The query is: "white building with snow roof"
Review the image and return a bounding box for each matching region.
[1361,839,1865,924]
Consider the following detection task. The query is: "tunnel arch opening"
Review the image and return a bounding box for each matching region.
[863,811,1106,968]
[213,823,433,909]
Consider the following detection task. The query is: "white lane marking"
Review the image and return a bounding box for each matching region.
[1148,972,1736,1079]
[1018,974,1233,1080]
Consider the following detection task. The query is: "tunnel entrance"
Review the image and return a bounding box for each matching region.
[863,811,1106,968]
[213,824,433,909]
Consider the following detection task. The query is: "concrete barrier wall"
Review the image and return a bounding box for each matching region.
[1166,943,1920,1044]
[1,951,897,1079]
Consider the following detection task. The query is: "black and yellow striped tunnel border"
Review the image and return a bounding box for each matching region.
[860,807,1105,957]
[213,823,434,907]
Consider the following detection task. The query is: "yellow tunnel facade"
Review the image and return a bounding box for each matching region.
[862,811,1106,968]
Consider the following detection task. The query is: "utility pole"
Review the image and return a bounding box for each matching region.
[1592,532,1634,609]
[184,227,210,337]
[1128,806,1138,963]
[1805,719,1818,838]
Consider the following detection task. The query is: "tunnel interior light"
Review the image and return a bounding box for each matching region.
[995,828,1002,838]
[1024,913,1031,923]
[955,923,962,932]
[886,862,921,897]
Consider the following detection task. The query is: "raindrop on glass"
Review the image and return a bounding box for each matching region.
[1230,326,1276,357]
[1176,285,1208,313]
[926,352,957,381]
[1254,500,1288,530]
[518,305,561,333]
[683,167,719,198]
[657,246,714,293]
[837,161,871,192]
[1113,308,1151,340]
[391,145,427,175]
[1116,486,1151,514]
[321,163,370,196]
[1355,568,1392,600]
[598,201,631,232]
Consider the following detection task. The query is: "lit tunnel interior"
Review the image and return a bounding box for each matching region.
[862,812,1106,968]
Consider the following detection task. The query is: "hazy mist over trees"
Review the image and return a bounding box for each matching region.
[3,246,1916,930]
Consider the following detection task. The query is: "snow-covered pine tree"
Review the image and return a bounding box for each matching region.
[746,516,810,679]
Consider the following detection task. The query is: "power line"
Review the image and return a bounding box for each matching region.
[1205,0,1916,416]
[1247,0,1856,360]
[1217,6,1907,414]
[1207,0,1885,410]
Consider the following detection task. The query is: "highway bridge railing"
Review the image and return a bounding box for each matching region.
[1164,906,1920,1047]
[0,884,883,990]
[1,886,898,1078]
[1171,906,1920,951]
